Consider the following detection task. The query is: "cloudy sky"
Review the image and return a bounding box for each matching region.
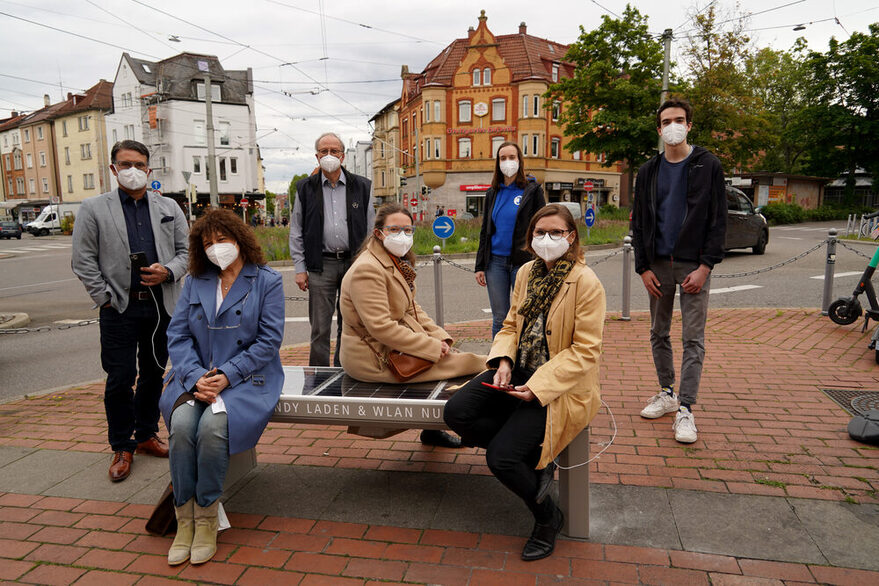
[1,0,876,193]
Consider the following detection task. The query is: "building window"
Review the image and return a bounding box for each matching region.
[67,175,73,193]
[532,135,539,156]
[193,156,201,174]
[533,95,540,117]
[434,101,441,122]
[552,63,559,82]
[79,115,89,131]
[64,147,70,165]
[112,129,118,143]
[127,124,135,139]
[196,82,221,102]
[8,179,12,194]
[80,144,92,159]
[381,170,385,187]
[219,157,227,181]
[26,153,32,168]
[491,136,504,158]
[458,100,472,123]
[28,178,35,193]
[194,120,206,145]
[483,68,491,86]
[598,152,607,163]
[424,103,430,123]
[457,137,471,159]
[39,152,46,167]
[62,121,68,137]
[552,101,561,121]
[472,69,481,86]
[16,178,24,194]
[230,157,238,174]
[491,98,506,122]
[434,137,441,159]
[13,152,21,169]
[219,122,231,146]
[522,134,528,156]
[23,128,30,142]
[573,150,581,160]
[37,127,44,140]
[551,137,561,159]
[522,96,529,118]
[41,178,48,193]
[83,173,95,190]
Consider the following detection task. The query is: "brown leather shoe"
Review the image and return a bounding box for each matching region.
[136,436,169,458]
[109,451,133,482]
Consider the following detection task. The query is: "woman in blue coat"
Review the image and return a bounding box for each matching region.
[160,208,284,566]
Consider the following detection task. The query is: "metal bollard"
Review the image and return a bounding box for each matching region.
[621,236,632,321]
[821,228,837,315]
[433,245,444,328]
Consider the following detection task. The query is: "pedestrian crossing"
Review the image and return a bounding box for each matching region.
[0,243,71,254]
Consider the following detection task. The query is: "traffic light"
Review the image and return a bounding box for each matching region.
[421,186,427,195]
[400,177,407,186]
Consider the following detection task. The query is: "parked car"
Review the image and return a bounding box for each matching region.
[725,185,768,254]
[0,220,22,239]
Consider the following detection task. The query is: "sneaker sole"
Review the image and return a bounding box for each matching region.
[640,407,678,419]
[675,435,698,444]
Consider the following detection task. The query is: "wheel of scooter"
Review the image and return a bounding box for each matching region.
[828,298,862,325]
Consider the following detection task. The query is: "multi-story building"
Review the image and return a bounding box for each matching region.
[53,80,113,202]
[0,112,25,218]
[19,96,65,205]
[370,99,400,204]
[105,52,261,214]
[393,12,622,218]
[345,140,373,184]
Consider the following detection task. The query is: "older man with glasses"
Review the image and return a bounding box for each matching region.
[288,132,375,367]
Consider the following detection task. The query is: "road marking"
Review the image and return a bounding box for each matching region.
[41,244,71,249]
[778,237,803,240]
[4,247,52,252]
[775,226,845,232]
[285,316,335,323]
[482,308,492,313]
[810,271,862,280]
[54,319,84,325]
[0,277,78,292]
[709,285,763,294]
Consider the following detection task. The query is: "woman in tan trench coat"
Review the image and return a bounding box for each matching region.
[444,204,606,562]
[339,203,486,446]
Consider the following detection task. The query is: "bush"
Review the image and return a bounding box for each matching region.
[760,202,805,225]
[60,213,75,234]
[598,204,630,221]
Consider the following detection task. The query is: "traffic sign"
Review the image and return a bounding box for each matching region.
[410,196,418,207]
[240,198,249,209]
[584,180,594,192]
[181,171,191,184]
[151,180,161,191]
[432,216,455,239]
[584,207,596,227]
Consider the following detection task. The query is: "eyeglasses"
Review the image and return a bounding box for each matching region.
[113,161,149,171]
[317,148,343,157]
[533,229,571,240]
[383,225,415,236]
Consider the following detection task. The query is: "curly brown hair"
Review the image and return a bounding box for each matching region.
[188,208,266,275]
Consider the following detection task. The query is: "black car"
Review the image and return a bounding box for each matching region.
[725,186,768,254]
[0,220,22,239]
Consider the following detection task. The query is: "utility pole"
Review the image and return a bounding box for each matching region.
[658,28,674,154]
[204,73,219,208]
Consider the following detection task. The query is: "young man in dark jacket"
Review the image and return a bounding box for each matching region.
[631,98,727,444]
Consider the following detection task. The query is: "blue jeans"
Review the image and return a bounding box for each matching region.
[169,401,229,507]
[485,254,522,337]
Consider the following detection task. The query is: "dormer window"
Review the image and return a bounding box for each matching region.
[552,63,559,82]
[483,68,491,86]
[472,69,481,86]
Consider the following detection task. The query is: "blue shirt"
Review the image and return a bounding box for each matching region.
[655,151,692,257]
[490,183,525,257]
[118,188,158,291]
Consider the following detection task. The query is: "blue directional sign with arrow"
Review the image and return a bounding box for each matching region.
[432,216,455,239]
[584,207,596,227]
[151,180,161,191]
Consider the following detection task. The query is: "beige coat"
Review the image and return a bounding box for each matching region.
[340,239,486,383]
[488,259,606,468]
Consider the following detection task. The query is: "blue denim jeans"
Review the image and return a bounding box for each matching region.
[168,401,230,507]
[485,254,522,337]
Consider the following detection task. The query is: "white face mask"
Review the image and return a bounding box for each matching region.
[382,232,413,257]
[499,159,519,178]
[115,166,148,190]
[319,154,341,174]
[205,242,239,270]
[661,122,688,146]
[532,233,571,262]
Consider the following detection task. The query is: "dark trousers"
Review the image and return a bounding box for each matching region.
[307,257,351,367]
[99,296,169,453]
[444,370,553,521]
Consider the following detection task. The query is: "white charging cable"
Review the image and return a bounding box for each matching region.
[548,398,617,470]
[147,287,166,372]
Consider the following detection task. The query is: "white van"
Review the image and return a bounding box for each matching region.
[27,203,80,236]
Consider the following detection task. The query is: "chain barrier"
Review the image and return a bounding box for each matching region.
[284,295,309,302]
[0,318,99,335]
[712,240,826,279]
[836,239,874,261]
[588,247,625,266]
[438,256,475,273]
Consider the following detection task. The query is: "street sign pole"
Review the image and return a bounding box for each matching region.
[181,171,192,223]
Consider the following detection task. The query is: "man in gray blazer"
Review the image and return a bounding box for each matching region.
[72,140,189,482]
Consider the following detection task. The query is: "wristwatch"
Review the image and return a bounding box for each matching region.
[163,266,174,283]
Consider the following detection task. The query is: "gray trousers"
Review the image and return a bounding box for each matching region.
[308,257,351,367]
[647,258,711,406]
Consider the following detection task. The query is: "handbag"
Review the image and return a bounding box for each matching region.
[361,299,435,383]
[145,482,177,536]
[848,409,879,446]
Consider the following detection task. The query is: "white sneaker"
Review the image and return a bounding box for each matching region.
[673,409,698,443]
[640,390,679,419]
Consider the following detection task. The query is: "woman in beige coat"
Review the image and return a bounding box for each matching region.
[444,204,606,562]
[339,203,486,446]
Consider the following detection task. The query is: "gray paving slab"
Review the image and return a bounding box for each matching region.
[789,498,879,571]
[589,485,682,550]
[43,452,170,502]
[432,473,531,535]
[0,446,36,468]
[0,449,103,494]
[670,490,827,564]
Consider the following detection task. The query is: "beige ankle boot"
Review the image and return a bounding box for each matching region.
[190,500,220,565]
[167,499,194,566]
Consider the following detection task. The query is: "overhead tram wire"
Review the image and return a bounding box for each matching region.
[84,0,180,53]
[676,0,810,36]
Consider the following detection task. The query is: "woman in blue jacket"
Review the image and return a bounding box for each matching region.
[475,141,545,337]
[160,208,284,566]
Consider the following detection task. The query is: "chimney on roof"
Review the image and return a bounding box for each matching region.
[468,26,475,39]
[67,92,73,100]
[43,94,51,107]
[519,22,527,34]
[11,111,17,117]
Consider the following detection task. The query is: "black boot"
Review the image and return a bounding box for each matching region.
[419,429,462,448]
[521,503,564,562]
[535,460,557,504]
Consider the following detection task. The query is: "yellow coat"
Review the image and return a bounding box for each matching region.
[488,258,606,468]
[340,239,486,383]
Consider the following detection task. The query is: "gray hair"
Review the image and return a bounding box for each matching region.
[315,132,344,152]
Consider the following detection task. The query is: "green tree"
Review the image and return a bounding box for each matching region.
[265,189,276,216]
[287,173,309,209]
[547,4,665,203]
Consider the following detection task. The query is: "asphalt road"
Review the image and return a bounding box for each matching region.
[0,221,864,403]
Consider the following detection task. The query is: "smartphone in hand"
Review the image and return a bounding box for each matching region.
[130,251,148,275]
[481,381,512,391]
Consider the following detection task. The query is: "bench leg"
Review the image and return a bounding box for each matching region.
[223,448,257,495]
[558,428,589,539]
